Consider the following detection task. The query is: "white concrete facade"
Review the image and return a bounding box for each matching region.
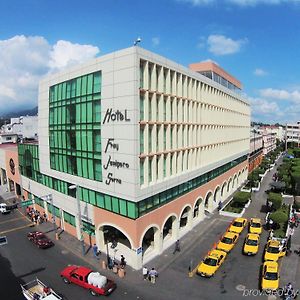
[286,121,300,145]
[38,46,250,204]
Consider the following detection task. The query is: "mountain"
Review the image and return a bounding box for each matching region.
[0,106,38,118]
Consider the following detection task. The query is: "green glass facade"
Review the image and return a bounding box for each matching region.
[18,143,246,220]
[49,71,102,181]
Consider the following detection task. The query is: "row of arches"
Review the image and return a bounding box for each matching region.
[95,166,248,268]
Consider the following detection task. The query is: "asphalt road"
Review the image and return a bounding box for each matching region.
[0,211,286,300]
[0,204,156,300]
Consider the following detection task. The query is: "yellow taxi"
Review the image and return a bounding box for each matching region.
[261,261,280,290]
[264,239,286,261]
[197,249,227,278]
[228,218,247,234]
[243,233,260,255]
[249,218,262,234]
[217,231,239,253]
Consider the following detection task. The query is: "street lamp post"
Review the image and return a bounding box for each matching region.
[41,194,55,231]
[69,185,85,256]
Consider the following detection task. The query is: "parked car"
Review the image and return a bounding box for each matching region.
[60,265,116,296]
[27,231,54,249]
[228,218,247,234]
[243,233,260,255]
[249,218,262,235]
[196,249,227,278]
[261,261,279,290]
[217,231,239,253]
[264,240,286,261]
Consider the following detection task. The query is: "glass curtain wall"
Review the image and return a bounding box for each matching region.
[49,71,102,181]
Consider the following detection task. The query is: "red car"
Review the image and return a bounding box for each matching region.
[60,265,116,296]
[27,231,54,249]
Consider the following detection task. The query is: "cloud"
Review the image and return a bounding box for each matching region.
[259,88,300,103]
[253,68,268,76]
[200,59,220,65]
[207,34,247,55]
[49,40,99,70]
[0,35,100,115]
[151,37,160,47]
[178,0,300,6]
[228,0,282,6]
[178,0,214,5]
[249,97,280,115]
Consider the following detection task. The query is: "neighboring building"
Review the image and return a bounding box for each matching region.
[259,129,276,155]
[286,121,300,147]
[11,47,250,269]
[259,125,285,142]
[0,116,38,140]
[0,133,18,144]
[0,143,22,194]
[249,130,263,173]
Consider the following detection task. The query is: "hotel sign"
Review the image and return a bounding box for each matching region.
[102,109,131,124]
[102,108,131,185]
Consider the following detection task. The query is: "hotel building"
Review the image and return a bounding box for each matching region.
[9,47,250,269]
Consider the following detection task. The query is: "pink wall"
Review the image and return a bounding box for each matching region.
[94,161,247,249]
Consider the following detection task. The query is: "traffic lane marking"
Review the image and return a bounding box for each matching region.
[0,223,35,235]
[0,216,28,225]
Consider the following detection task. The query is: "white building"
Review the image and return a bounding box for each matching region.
[0,116,38,140]
[286,121,300,146]
[17,46,250,269]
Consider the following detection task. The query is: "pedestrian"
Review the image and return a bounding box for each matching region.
[148,267,158,284]
[218,201,222,211]
[269,229,274,240]
[120,255,126,268]
[287,235,291,252]
[142,266,148,280]
[268,218,274,230]
[173,239,181,254]
[92,243,100,259]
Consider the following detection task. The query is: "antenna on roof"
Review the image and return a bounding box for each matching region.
[134,37,142,46]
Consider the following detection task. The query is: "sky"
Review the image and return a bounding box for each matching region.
[0,0,300,124]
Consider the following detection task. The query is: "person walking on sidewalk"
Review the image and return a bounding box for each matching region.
[142,266,148,280]
[148,268,158,284]
[120,255,126,268]
[92,243,100,260]
[173,239,181,254]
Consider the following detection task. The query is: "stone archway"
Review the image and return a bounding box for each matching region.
[214,186,221,203]
[96,224,133,267]
[221,181,227,200]
[162,215,177,240]
[227,177,232,195]
[204,191,214,212]
[232,174,237,190]
[237,171,242,186]
[179,206,192,230]
[193,198,204,221]
[141,225,161,257]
